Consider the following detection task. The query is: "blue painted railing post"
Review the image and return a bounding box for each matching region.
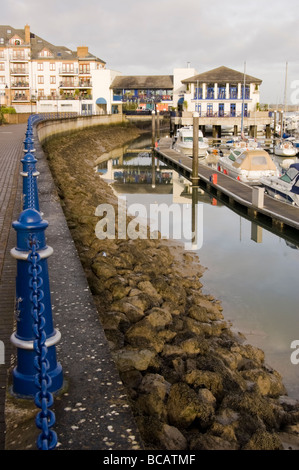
[10,208,63,398]
[21,151,40,212]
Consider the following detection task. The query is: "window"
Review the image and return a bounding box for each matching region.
[0,63,4,71]
[37,76,44,84]
[37,63,43,71]
[79,64,90,74]
[0,76,5,84]
[62,63,74,73]
[50,63,56,71]
[252,156,267,166]
[50,76,56,84]
[0,38,4,44]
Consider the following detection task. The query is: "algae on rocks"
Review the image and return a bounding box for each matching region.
[43,123,299,451]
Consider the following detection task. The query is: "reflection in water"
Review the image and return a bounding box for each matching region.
[97,136,299,400]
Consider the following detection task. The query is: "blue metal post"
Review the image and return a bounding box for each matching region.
[10,208,63,397]
[21,152,40,212]
[23,136,36,154]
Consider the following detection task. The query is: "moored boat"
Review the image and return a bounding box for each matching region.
[274,140,297,157]
[173,126,209,158]
[260,163,299,206]
[217,148,279,184]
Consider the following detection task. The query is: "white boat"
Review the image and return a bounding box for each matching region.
[217,148,279,184]
[260,163,299,206]
[274,140,297,157]
[173,126,209,158]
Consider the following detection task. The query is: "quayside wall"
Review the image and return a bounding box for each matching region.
[36,113,126,143]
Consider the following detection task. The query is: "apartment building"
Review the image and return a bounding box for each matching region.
[0,24,107,114]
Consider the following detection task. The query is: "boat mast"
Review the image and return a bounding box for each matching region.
[241,61,246,138]
[282,61,288,136]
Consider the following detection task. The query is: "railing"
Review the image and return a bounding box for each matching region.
[10,115,64,449]
[58,68,78,75]
[10,67,29,75]
[11,82,30,88]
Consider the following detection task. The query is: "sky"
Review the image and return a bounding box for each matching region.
[2,0,299,105]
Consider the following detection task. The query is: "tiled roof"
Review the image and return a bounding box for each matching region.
[182,66,262,85]
[111,75,174,89]
[0,25,106,63]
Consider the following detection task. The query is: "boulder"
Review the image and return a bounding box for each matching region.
[112,348,156,372]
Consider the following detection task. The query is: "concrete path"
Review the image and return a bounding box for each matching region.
[0,123,143,450]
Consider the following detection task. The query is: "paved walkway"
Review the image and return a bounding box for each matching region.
[0,123,143,450]
[0,124,25,450]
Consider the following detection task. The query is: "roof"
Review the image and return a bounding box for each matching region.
[0,25,106,63]
[110,75,174,90]
[232,150,277,171]
[182,66,262,85]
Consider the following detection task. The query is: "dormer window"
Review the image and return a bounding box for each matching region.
[9,35,23,46]
[38,48,54,58]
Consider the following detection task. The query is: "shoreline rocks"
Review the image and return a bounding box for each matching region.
[43,124,299,450]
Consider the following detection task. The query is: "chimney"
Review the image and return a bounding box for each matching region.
[77,46,89,58]
[25,24,30,44]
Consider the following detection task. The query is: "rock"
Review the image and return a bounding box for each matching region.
[110,299,145,323]
[189,431,239,450]
[243,430,283,450]
[167,382,201,429]
[184,370,223,398]
[156,424,188,450]
[120,370,143,389]
[137,281,163,306]
[137,374,171,420]
[146,307,173,329]
[91,258,117,280]
[139,373,171,399]
[180,337,202,356]
[112,348,156,372]
[125,319,165,353]
[241,368,286,397]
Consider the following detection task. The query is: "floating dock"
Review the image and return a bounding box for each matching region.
[154,137,299,238]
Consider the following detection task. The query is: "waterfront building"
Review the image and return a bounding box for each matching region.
[181,66,262,117]
[0,24,114,115]
[110,75,174,114]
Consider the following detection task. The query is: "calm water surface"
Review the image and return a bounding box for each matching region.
[98,135,299,399]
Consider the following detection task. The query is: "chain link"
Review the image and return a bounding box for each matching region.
[26,164,36,209]
[28,236,57,450]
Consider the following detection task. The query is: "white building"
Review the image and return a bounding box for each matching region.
[180,66,261,117]
[0,24,113,115]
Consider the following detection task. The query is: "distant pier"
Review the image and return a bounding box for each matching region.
[154,137,299,240]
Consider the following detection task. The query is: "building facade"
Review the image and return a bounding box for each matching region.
[0,24,108,114]
[181,66,261,117]
[0,25,263,120]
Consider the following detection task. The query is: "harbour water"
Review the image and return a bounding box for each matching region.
[98,133,299,400]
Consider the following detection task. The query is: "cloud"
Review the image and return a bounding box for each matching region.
[1,0,299,103]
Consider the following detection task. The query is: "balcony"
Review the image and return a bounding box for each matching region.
[11,81,29,89]
[59,68,78,76]
[78,80,92,88]
[60,81,76,88]
[10,67,29,75]
[10,55,29,62]
[12,95,30,102]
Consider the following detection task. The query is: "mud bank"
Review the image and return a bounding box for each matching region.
[43,123,299,450]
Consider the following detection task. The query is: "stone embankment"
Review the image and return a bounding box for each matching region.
[43,123,299,450]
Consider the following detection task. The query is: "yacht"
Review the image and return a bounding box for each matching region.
[217,148,279,184]
[274,140,297,157]
[173,126,209,158]
[260,163,299,206]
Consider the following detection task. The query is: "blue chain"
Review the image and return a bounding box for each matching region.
[28,236,58,450]
[26,164,36,209]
